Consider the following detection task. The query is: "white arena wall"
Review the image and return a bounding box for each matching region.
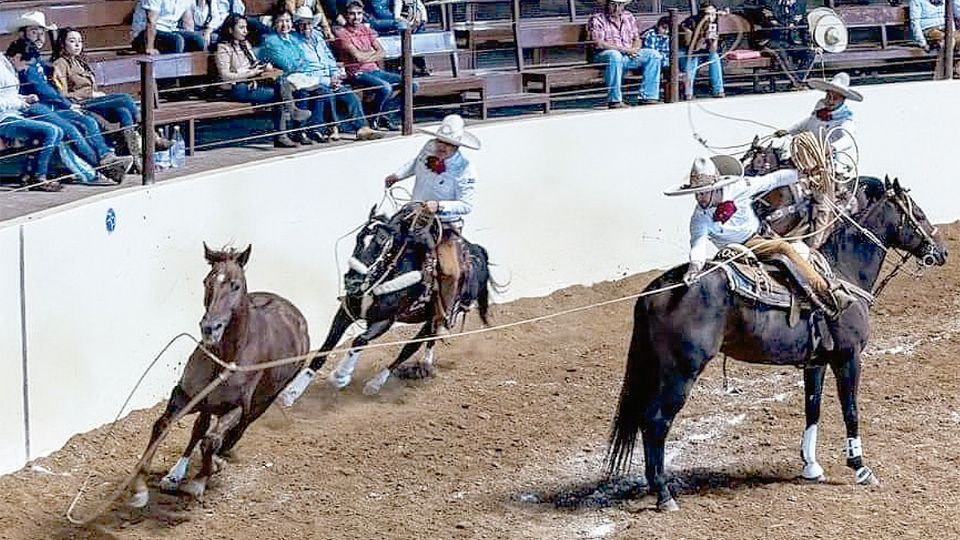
[1,79,958,474]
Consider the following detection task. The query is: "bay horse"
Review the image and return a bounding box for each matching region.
[606,177,946,511]
[129,244,309,507]
[280,202,496,403]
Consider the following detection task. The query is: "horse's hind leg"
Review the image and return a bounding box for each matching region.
[364,321,436,395]
[329,319,394,389]
[181,406,244,499]
[129,385,192,508]
[800,366,828,481]
[831,353,880,486]
[159,411,211,493]
[642,371,700,512]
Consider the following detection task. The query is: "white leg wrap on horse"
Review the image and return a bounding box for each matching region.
[800,425,824,480]
[855,466,879,485]
[363,368,392,396]
[846,437,863,460]
[422,347,435,367]
[278,367,316,407]
[159,456,190,491]
[329,350,360,389]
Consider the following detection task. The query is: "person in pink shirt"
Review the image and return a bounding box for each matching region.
[334,0,414,131]
[588,0,662,108]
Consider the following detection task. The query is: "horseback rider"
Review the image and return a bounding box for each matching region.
[774,72,862,248]
[668,155,855,318]
[384,114,480,329]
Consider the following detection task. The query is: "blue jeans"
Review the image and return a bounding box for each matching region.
[25,104,113,165]
[329,84,369,132]
[682,51,724,97]
[82,93,140,128]
[231,81,282,132]
[0,117,63,178]
[293,86,332,130]
[132,30,206,53]
[595,48,662,103]
[350,70,416,121]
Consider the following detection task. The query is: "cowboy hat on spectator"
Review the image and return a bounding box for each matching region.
[418,114,481,150]
[807,72,862,102]
[293,6,323,24]
[665,155,744,196]
[10,11,57,33]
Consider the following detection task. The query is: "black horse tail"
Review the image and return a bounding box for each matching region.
[471,243,499,326]
[605,297,658,478]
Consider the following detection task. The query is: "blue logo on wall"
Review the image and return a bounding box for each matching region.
[105,208,116,233]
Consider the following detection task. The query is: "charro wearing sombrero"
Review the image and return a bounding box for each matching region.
[668,155,854,317]
[775,71,862,248]
[384,114,480,328]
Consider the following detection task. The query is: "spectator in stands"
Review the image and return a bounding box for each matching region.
[131,0,207,54]
[0,49,64,191]
[680,3,725,99]
[259,9,333,144]
[909,0,960,73]
[293,7,383,141]
[745,0,813,89]
[641,16,671,70]
[283,0,342,30]
[12,11,56,53]
[50,28,149,173]
[8,38,132,183]
[335,0,412,130]
[588,0,663,108]
[215,13,311,147]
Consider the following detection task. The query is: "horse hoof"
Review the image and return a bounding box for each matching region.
[213,455,227,473]
[328,371,352,390]
[128,490,149,508]
[801,462,826,482]
[159,475,182,493]
[394,363,434,380]
[658,498,680,512]
[180,479,207,498]
[855,467,880,487]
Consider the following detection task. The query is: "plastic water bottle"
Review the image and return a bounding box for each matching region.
[155,127,171,171]
[171,126,186,168]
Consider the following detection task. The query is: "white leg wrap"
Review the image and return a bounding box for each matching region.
[159,457,190,491]
[422,347,435,367]
[846,437,863,460]
[363,368,392,396]
[855,466,879,486]
[329,350,360,389]
[278,367,316,407]
[801,425,825,480]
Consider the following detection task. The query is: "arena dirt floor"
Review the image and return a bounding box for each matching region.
[2,224,960,540]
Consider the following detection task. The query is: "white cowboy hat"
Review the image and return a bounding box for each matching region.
[664,155,744,196]
[807,72,863,102]
[292,6,323,24]
[608,0,633,4]
[417,114,481,150]
[809,11,848,54]
[10,11,57,32]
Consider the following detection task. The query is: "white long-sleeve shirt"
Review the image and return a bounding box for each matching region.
[688,169,800,266]
[394,0,427,23]
[788,110,856,155]
[393,140,477,223]
[0,56,27,123]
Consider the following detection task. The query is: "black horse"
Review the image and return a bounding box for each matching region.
[281,202,496,402]
[606,177,946,511]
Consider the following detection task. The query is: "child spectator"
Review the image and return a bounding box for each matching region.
[131,0,207,54]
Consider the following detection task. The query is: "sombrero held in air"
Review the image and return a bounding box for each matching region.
[664,155,744,196]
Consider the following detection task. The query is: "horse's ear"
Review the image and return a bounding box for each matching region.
[884,175,891,190]
[237,245,252,268]
[752,135,760,147]
[203,242,216,265]
[369,204,378,220]
[893,177,902,193]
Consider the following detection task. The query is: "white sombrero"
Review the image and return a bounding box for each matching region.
[807,72,863,102]
[9,11,57,33]
[417,114,481,150]
[664,155,744,196]
[293,6,324,24]
[808,8,848,54]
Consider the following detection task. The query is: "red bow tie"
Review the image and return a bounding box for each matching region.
[815,108,832,121]
[713,200,737,223]
[425,155,446,174]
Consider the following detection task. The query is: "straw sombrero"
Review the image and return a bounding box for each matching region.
[417,114,481,150]
[664,155,744,196]
[807,72,863,102]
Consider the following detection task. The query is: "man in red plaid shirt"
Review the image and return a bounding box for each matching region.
[588,0,662,108]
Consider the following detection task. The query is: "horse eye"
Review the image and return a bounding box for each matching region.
[231,281,241,292]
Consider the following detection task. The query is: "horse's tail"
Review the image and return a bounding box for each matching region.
[605,296,658,479]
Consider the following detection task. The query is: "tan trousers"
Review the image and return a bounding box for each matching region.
[744,236,828,293]
[435,227,462,326]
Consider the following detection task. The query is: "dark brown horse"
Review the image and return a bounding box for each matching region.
[606,177,946,511]
[129,244,309,507]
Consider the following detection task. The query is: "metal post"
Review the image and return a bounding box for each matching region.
[401,23,414,135]
[512,0,523,72]
[669,9,680,103]
[946,0,955,79]
[139,60,156,185]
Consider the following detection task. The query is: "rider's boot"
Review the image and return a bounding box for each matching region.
[825,281,857,319]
